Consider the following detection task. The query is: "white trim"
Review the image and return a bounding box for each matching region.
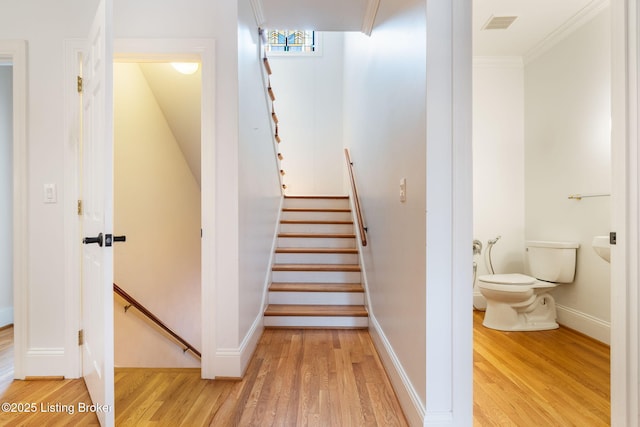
[214,313,263,378]
[611,0,639,424]
[425,0,473,425]
[556,304,611,345]
[104,38,217,379]
[249,0,266,28]
[361,0,381,36]
[524,0,610,64]
[368,315,425,426]
[24,348,67,376]
[0,40,27,380]
[263,316,368,328]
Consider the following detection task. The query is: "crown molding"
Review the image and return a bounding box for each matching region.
[361,0,380,36]
[249,0,266,28]
[524,0,609,65]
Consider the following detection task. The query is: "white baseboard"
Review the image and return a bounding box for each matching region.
[23,348,66,378]
[0,307,13,328]
[368,315,425,426]
[556,304,610,345]
[214,314,263,378]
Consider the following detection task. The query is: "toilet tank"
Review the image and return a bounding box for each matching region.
[526,240,580,283]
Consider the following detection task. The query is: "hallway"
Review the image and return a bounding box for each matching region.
[0,328,407,426]
[0,315,610,425]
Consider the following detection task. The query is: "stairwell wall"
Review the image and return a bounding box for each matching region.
[113,63,201,368]
[343,0,427,421]
[115,0,280,377]
[236,0,283,372]
[268,32,346,195]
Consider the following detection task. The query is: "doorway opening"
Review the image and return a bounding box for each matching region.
[471,1,612,422]
[0,61,13,389]
[112,59,202,368]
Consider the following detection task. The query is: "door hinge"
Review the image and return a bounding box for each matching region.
[77,75,83,93]
[610,231,617,245]
[77,199,83,216]
[78,329,84,346]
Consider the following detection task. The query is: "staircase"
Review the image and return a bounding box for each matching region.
[264,195,368,328]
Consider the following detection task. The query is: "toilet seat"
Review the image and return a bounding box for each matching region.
[478,273,556,291]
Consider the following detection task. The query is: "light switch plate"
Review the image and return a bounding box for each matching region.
[44,183,57,204]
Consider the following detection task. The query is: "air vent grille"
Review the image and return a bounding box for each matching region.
[482,16,518,30]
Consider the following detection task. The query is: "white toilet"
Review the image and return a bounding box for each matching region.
[477,240,579,331]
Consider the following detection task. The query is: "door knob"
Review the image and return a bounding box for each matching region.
[105,234,126,247]
[83,233,103,247]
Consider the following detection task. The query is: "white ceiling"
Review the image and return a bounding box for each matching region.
[139,62,202,186]
[473,0,607,57]
[260,0,372,31]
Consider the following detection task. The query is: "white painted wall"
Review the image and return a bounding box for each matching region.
[0,66,12,327]
[236,0,282,369]
[472,58,525,308]
[113,63,201,368]
[524,9,611,341]
[343,0,427,420]
[268,32,345,195]
[114,0,281,377]
[0,0,99,375]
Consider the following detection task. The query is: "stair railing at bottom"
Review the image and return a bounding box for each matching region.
[113,283,201,358]
[345,148,368,247]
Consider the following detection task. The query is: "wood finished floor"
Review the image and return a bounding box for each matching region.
[0,316,610,426]
[473,310,610,426]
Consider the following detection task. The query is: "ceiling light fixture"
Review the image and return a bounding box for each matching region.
[171,62,199,75]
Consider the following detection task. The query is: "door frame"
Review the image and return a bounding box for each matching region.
[113,39,216,377]
[65,38,216,378]
[441,0,637,424]
[0,40,27,380]
[611,0,639,424]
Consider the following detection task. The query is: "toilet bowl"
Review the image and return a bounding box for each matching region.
[477,241,579,331]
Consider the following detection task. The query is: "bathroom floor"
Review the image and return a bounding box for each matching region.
[473,310,610,426]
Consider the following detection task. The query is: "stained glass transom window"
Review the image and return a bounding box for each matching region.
[266,30,316,53]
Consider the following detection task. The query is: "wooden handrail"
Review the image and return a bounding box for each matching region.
[344,149,367,247]
[113,283,201,358]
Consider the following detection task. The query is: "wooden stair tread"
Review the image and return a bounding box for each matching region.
[270,282,364,293]
[264,304,368,317]
[284,195,349,199]
[278,233,356,239]
[280,220,354,225]
[272,264,361,272]
[282,208,351,213]
[275,247,358,254]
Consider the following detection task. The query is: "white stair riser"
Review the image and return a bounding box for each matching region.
[271,271,361,283]
[274,252,359,264]
[268,292,364,305]
[281,211,353,222]
[283,198,350,209]
[278,237,356,248]
[264,316,368,328]
[279,223,354,234]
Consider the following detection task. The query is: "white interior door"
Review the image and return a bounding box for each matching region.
[80,0,114,425]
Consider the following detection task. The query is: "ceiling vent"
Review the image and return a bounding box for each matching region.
[482,15,518,30]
